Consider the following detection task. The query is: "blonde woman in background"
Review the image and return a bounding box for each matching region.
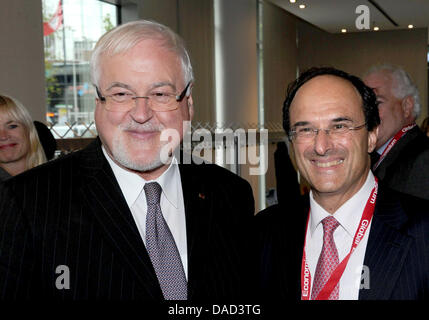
[0,94,46,180]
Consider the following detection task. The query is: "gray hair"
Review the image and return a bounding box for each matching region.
[364,64,421,119]
[90,20,194,89]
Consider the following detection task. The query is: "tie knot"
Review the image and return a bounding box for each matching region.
[144,182,162,205]
[322,216,339,235]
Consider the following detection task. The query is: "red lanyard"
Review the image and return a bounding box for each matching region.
[301,178,378,300]
[373,123,416,171]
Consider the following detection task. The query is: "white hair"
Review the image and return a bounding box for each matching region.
[90,20,194,89]
[365,64,421,119]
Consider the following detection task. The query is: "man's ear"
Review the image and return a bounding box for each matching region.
[368,126,379,153]
[187,95,194,121]
[402,96,414,120]
[94,98,102,119]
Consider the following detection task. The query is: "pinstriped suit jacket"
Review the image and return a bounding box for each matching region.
[0,139,255,300]
[256,185,429,300]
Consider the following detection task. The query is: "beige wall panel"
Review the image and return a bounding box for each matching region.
[263,1,298,126]
[178,0,215,124]
[262,2,300,208]
[0,0,46,121]
[139,0,179,32]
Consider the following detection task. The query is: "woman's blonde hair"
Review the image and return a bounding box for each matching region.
[0,94,47,170]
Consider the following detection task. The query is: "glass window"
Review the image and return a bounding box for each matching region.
[42,0,118,138]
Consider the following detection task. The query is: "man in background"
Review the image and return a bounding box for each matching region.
[363,65,429,199]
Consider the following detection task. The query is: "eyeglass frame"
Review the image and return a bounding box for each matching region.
[95,81,192,112]
[288,122,367,142]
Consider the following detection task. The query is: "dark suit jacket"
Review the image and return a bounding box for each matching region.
[274,141,302,207]
[0,167,10,182]
[0,138,255,300]
[256,185,429,300]
[372,126,429,200]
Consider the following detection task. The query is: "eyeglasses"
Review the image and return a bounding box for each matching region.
[289,122,367,143]
[95,82,191,112]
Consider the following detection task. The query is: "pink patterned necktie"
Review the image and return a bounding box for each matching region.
[311,216,340,300]
[144,182,187,300]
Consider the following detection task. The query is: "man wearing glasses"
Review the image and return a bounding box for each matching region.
[0,20,255,300]
[363,65,429,200]
[256,67,429,300]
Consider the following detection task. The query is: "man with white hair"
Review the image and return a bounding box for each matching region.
[364,65,429,200]
[0,20,255,300]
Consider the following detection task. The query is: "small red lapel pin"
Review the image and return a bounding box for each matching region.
[198,193,205,200]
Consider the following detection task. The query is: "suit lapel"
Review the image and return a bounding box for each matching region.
[267,200,307,300]
[179,162,212,300]
[359,189,413,300]
[79,139,163,299]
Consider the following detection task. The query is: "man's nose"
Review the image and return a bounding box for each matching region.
[0,128,9,140]
[313,129,334,155]
[129,97,154,123]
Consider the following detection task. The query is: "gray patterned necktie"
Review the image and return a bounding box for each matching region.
[144,182,187,300]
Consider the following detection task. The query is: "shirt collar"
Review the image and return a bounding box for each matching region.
[309,171,376,237]
[102,146,180,209]
[156,157,180,209]
[376,138,392,155]
[377,123,416,155]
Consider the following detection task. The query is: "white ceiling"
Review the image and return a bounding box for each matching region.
[268,0,429,43]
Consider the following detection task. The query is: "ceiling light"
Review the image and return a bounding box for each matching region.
[289,0,296,3]
[408,24,414,29]
[373,26,380,31]
[341,29,347,33]
[299,4,306,9]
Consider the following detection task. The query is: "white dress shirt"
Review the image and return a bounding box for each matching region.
[102,147,188,279]
[305,171,375,300]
